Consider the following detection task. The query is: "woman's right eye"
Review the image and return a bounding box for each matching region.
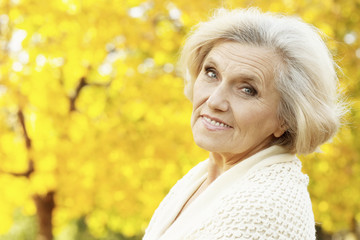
[205,68,217,79]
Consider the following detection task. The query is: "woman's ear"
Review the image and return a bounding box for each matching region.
[274,122,288,138]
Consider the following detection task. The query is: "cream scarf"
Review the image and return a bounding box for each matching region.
[143,146,295,240]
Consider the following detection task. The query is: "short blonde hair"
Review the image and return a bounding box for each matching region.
[179,8,345,155]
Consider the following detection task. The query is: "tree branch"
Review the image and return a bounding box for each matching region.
[0,160,34,178]
[17,109,31,149]
[0,109,34,178]
[69,77,88,112]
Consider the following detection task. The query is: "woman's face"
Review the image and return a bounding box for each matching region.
[191,41,285,159]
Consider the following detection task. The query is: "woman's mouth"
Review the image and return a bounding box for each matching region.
[201,115,232,128]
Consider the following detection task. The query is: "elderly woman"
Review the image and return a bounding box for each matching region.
[143,8,344,240]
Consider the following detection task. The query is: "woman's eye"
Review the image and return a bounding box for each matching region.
[241,87,257,96]
[205,68,217,79]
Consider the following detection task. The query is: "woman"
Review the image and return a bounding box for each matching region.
[144,8,344,240]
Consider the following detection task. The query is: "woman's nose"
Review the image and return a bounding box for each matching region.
[206,85,229,112]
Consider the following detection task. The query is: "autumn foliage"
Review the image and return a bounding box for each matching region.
[0,0,359,239]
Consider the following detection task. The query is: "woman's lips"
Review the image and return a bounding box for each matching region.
[201,115,232,130]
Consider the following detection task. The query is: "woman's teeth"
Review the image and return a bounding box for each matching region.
[203,116,231,128]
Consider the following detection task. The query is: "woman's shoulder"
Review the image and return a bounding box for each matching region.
[187,159,315,239]
[227,158,312,209]
[245,157,310,187]
[223,158,311,204]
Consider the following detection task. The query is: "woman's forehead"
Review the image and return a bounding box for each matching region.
[205,41,277,65]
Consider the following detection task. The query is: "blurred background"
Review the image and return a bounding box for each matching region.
[0,0,359,239]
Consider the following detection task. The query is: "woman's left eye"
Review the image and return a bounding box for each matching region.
[241,87,257,96]
[205,68,217,79]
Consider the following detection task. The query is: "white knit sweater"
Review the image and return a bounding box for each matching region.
[144,146,316,240]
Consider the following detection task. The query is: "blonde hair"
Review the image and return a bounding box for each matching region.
[179,8,345,155]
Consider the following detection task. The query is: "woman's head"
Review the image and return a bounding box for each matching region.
[180,8,344,155]
[190,41,286,160]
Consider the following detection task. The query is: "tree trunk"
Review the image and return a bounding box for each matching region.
[15,110,56,240]
[33,191,55,240]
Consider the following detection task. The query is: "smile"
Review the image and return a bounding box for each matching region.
[202,115,232,128]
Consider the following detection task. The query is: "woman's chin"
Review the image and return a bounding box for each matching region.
[193,137,229,153]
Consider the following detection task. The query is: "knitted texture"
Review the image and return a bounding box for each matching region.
[184,160,315,240]
[144,152,316,240]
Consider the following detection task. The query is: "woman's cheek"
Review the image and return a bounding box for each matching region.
[192,84,206,110]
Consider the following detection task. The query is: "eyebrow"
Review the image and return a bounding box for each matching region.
[203,57,219,68]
